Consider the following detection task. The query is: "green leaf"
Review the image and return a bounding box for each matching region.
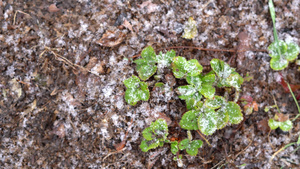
[177,85,196,100]
[182,17,198,39]
[186,59,203,77]
[286,42,300,61]
[204,96,226,109]
[270,57,288,71]
[133,58,147,70]
[140,139,160,152]
[279,120,293,131]
[185,92,202,110]
[268,118,280,130]
[216,108,229,129]
[210,59,235,87]
[137,64,157,80]
[141,46,156,61]
[268,41,287,59]
[124,75,140,88]
[154,82,164,88]
[125,88,140,106]
[201,74,216,85]
[186,75,202,87]
[178,139,189,150]
[179,110,199,130]
[297,134,300,145]
[150,119,168,141]
[142,127,154,141]
[138,82,150,101]
[165,50,176,63]
[226,72,244,90]
[198,109,217,135]
[226,102,243,124]
[172,56,187,78]
[170,141,179,155]
[186,140,203,156]
[199,84,215,99]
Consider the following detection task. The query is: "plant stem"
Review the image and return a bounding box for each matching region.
[234,90,240,103]
[287,83,300,121]
[271,94,281,114]
[269,0,278,42]
[187,130,192,141]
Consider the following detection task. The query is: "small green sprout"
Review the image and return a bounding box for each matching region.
[140,119,168,152]
[210,59,244,90]
[182,17,198,39]
[170,141,179,155]
[268,0,300,70]
[124,75,150,106]
[268,114,293,132]
[134,46,176,80]
[172,56,203,78]
[178,138,203,156]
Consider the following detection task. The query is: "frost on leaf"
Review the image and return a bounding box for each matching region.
[139,119,168,152]
[268,40,300,70]
[268,119,292,131]
[197,108,217,135]
[179,139,203,156]
[179,110,199,130]
[172,56,203,78]
[170,141,179,155]
[210,59,243,90]
[225,101,243,124]
[134,46,157,80]
[182,17,198,39]
[124,75,150,105]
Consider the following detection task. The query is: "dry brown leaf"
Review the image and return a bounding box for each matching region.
[122,19,133,32]
[48,4,60,13]
[139,1,158,13]
[276,113,289,122]
[96,29,126,47]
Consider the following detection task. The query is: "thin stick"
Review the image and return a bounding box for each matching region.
[271,93,281,114]
[197,130,211,147]
[269,142,295,162]
[13,10,31,25]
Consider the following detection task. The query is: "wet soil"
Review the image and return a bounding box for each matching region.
[1,0,300,168]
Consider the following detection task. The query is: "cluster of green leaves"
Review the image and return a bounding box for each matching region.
[268,0,300,70]
[175,58,244,135]
[140,119,169,152]
[125,46,244,158]
[179,97,243,135]
[123,75,150,106]
[134,46,176,80]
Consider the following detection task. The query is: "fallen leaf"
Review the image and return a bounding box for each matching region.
[48,4,60,13]
[275,113,289,122]
[139,1,158,13]
[257,119,270,134]
[122,19,133,32]
[96,29,126,47]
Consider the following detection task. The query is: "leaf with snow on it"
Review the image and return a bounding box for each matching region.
[198,108,217,135]
[172,56,187,78]
[179,139,203,156]
[225,101,243,124]
[186,59,203,77]
[179,110,199,130]
[170,141,179,155]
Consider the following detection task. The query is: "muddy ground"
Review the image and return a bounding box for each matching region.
[1,0,300,168]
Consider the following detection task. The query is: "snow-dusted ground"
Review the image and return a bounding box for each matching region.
[1,0,299,168]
